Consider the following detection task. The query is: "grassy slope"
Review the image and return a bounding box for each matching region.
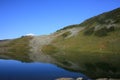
[42,8,120,78]
[0,36,32,62]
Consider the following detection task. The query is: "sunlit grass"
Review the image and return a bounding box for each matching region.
[41,26,120,78]
[0,36,33,62]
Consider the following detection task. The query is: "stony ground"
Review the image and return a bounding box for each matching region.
[29,27,84,62]
[29,35,55,62]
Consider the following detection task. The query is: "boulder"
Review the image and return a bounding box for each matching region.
[56,78,75,80]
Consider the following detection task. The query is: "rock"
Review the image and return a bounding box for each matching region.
[76,77,83,80]
[96,78,109,80]
[109,78,120,80]
[56,78,75,80]
[56,77,85,80]
[96,78,120,80]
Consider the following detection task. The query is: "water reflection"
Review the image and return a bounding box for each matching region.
[0,59,90,80]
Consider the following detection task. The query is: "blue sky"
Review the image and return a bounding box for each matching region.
[0,0,120,39]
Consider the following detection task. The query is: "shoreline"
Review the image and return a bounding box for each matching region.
[56,77,120,80]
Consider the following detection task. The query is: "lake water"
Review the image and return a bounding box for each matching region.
[0,59,90,80]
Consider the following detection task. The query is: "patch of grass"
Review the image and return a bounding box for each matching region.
[84,27,94,35]
[83,25,116,37]
[42,44,72,66]
[56,24,81,32]
[61,31,71,38]
[94,27,108,37]
[0,36,33,62]
[42,45,59,55]
[94,27,116,37]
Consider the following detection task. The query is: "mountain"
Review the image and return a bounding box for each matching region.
[0,8,120,78]
[41,8,120,78]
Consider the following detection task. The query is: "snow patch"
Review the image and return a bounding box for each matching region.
[25,33,35,36]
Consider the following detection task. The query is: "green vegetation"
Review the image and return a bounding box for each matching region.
[41,8,120,78]
[42,29,120,78]
[94,27,108,37]
[84,27,94,35]
[42,44,72,66]
[61,31,71,38]
[56,24,81,32]
[42,45,59,55]
[0,36,33,62]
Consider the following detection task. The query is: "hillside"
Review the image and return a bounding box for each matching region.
[46,8,120,54]
[41,8,120,78]
[0,8,120,78]
[0,36,32,62]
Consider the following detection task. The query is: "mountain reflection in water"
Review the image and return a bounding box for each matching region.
[0,59,90,80]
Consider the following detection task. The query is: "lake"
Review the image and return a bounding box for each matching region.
[0,59,90,80]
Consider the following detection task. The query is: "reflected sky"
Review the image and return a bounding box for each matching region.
[0,59,89,80]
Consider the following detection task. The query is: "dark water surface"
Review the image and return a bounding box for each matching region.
[0,59,90,80]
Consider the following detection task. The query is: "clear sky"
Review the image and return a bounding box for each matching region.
[0,0,120,39]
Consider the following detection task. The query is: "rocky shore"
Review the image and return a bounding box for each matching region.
[55,77,120,80]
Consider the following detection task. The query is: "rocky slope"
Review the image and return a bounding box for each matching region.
[29,35,55,62]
